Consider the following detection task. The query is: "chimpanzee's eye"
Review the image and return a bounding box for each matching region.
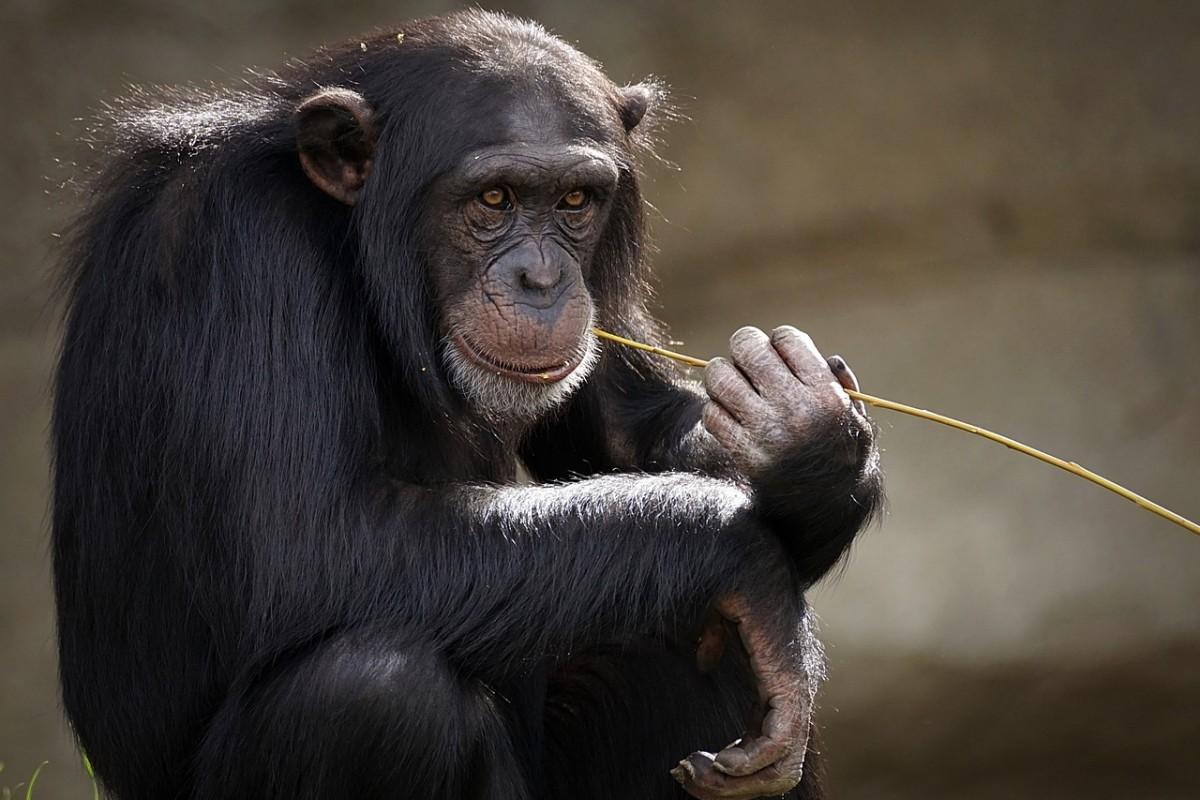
[478,187,512,210]
[557,189,589,211]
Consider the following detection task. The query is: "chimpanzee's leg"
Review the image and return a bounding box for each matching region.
[543,641,824,799]
[192,631,531,800]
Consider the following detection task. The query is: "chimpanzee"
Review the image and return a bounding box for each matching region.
[52,10,881,800]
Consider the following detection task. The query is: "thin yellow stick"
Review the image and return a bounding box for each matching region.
[591,327,1200,538]
[592,328,712,369]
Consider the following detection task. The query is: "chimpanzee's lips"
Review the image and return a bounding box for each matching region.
[453,333,580,384]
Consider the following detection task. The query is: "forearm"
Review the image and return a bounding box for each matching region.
[377,473,793,674]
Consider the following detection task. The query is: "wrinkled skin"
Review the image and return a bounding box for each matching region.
[430,139,617,384]
[703,325,868,481]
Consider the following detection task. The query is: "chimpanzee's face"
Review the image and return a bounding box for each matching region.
[294,76,652,421]
[427,101,622,419]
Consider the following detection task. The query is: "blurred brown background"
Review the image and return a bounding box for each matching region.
[3,1,1199,797]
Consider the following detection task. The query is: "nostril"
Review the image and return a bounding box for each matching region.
[519,264,562,291]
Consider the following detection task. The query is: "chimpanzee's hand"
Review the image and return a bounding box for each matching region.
[678,326,871,799]
[701,325,869,482]
[672,593,819,800]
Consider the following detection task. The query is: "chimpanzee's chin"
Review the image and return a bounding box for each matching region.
[442,335,598,422]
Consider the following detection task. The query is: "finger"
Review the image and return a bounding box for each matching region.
[712,704,806,776]
[672,751,801,800]
[769,326,831,387]
[703,357,765,424]
[672,752,726,800]
[826,355,859,392]
[728,326,795,399]
[827,354,867,415]
[671,752,743,800]
[701,402,757,459]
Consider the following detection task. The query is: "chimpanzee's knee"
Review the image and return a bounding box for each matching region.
[193,633,528,800]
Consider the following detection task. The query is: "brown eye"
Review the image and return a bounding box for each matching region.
[558,189,589,210]
[478,187,511,210]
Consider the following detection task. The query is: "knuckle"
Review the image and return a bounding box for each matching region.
[702,405,743,448]
[706,356,730,372]
[701,402,723,429]
[770,324,801,340]
[702,358,728,389]
[714,372,741,392]
[709,375,736,398]
[729,326,769,356]
[706,362,747,398]
[772,325,815,350]
[730,325,765,344]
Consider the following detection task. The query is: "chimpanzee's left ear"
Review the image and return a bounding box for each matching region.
[295,88,377,205]
[617,82,659,133]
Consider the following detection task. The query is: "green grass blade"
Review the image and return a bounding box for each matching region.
[82,754,100,800]
[23,762,47,800]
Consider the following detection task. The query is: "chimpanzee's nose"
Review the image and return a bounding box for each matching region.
[518,260,563,291]
[495,241,568,301]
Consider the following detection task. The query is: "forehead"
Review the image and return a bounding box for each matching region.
[500,80,618,145]
[442,84,625,190]
[455,19,622,141]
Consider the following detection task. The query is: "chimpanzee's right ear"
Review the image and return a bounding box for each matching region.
[295,88,377,206]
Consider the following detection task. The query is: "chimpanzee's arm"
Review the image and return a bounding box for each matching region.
[374,472,797,676]
[522,325,883,584]
[366,468,820,800]
[507,325,877,798]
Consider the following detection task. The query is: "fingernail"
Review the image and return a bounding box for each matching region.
[671,760,695,781]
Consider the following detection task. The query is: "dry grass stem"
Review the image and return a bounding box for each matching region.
[591,327,1200,538]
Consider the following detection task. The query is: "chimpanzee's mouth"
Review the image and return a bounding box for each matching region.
[452,333,580,384]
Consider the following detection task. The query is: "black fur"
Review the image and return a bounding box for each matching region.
[52,11,882,799]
